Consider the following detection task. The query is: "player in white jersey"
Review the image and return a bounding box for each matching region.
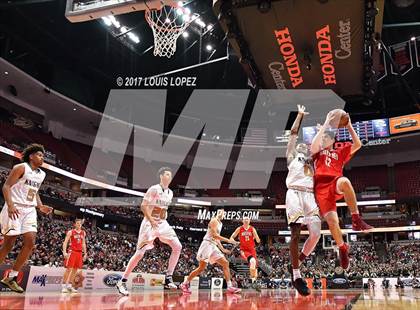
[285,105,321,296]
[180,207,241,294]
[0,144,52,292]
[116,167,182,295]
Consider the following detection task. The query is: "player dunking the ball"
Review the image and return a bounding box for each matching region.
[310,110,373,270]
[0,144,52,292]
[180,207,241,294]
[230,216,262,291]
[61,218,87,293]
[285,105,321,296]
[116,167,182,295]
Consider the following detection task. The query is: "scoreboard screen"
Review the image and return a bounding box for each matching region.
[302,118,390,144]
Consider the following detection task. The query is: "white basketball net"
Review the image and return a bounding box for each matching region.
[145,5,198,58]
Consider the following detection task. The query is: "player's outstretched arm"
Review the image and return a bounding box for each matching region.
[140,201,153,221]
[83,234,87,261]
[216,239,231,255]
[62,231,71,259]
[253,227,261,244]
[140,188,158,228]
[209,219,237,245]
[347,119,362,155]
[2,164,25,220]
[287,105,308,164]
[230,227,240,241]
[310,111,334,155]
[36,193,52,214]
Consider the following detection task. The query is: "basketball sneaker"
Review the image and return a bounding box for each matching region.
[180,282,192,294]
[116,279,129,296]
[339,243,350,270]
[164,276,177,290]
[292,278,310,296]
[251,281,262,292]
[352,215,373,232]
[227,286,241,294]
[67,286,78,293]
[61,286,70,293]
[1,276,24,293]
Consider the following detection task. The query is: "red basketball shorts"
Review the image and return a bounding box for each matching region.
[240,248,258,266]
[314,175,344,216]
[65,251,83,269]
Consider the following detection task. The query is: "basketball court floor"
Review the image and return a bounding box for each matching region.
[0,289,419,310]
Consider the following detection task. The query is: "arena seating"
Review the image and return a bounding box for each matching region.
[395,161,420,199]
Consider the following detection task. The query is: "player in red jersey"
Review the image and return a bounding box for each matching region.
[310,111,373,270]
[61,218,87,293]
[230,216,261,291]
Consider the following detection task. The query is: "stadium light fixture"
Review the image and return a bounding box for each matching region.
[108,15,120,28]
[195,18,206,28]
[127,32,140,44]
[101,16,112,26]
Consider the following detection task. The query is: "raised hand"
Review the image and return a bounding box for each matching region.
[297,104,309,115]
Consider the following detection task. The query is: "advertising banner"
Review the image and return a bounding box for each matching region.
[389,113,420,135]
[214,0,375,96]
[211,277,223,290]
[26,266,165,292]
[363,277,417,288]
[26,266,65,292]
[199,277,212,289]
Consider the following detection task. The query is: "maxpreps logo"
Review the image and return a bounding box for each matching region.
[197,210,259,220]
[103,274,122,287]
[32,275,62,287]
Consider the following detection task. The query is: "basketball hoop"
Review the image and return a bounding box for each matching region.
[145,2,199,58]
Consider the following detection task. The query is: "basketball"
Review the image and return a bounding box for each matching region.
[328,109,349,128]
[339,113,350,128]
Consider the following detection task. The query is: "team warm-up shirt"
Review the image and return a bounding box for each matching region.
[239,225,255,250]
[142,184,173,222]
[68,229,86,252]
[10,162,46,207]
[313,143,353,178]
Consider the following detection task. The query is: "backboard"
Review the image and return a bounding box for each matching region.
[65,0,176,23]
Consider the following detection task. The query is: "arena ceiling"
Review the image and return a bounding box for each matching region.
[0,0,419,122]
